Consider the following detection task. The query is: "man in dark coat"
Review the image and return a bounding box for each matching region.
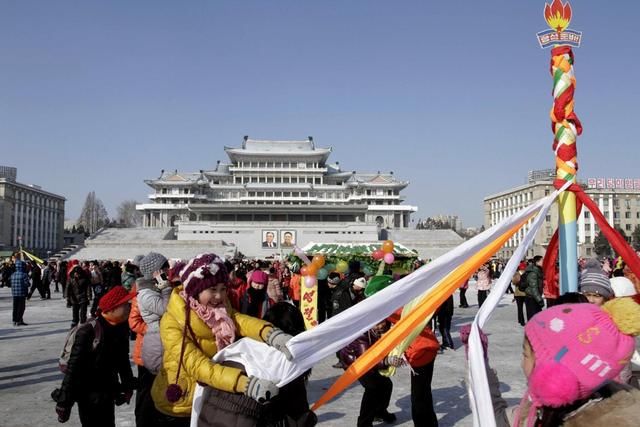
[57,260,68,298]
[1,260,15,288]
[67,265,90,327]
[27,261,44,300]
[523,256,545,321]
[42,262,54,299]
[328,272,353,318]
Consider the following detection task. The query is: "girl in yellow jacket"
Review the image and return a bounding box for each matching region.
[151,253,293,426]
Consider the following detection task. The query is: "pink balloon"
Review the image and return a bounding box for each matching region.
[383,253,395,264]
[304,275,317,288]
[294,246,312,265]
[372,249,384,261]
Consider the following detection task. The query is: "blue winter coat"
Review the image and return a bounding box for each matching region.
[10,261,30,297]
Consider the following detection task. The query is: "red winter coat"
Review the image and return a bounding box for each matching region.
[388,310,440,367]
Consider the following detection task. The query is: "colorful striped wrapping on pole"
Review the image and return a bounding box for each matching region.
[551,45,582,294]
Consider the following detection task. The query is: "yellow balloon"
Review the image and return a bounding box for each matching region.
[336,260,348,273]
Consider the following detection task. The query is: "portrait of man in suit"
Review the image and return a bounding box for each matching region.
[262,230,277,248]
[280,230,296,248]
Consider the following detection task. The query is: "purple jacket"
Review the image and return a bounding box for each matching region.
[338,330,385,370]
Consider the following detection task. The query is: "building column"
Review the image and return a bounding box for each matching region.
[26,205,31,248]
[608,195,614,224]
[40,200,45,249]
[38,206,44,249]
[33,202,39,249]
[595,194,605,243]
[37,207,42,249]
[47,203,52,250]
[13,202,19,246]
[577,208,586,245]
[45,209,51,250]
[51,212,58,250]
[20,203,26,247]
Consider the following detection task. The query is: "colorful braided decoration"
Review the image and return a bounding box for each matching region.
[550,45,583,182]
[550,44,583,293]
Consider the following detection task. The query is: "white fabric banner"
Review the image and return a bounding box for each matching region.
[467,182,569,427]
[190,191,561,426]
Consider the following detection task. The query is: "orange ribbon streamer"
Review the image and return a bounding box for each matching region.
[312,219,529,410]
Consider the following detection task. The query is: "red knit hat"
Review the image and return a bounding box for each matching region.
[167,259,186,283]
[98,286,135,312]
[251,270,268,285]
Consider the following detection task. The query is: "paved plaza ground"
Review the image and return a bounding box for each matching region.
[0,284,529,427]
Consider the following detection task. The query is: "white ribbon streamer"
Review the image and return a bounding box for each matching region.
[190,190,564,426]
[467,181,570,427]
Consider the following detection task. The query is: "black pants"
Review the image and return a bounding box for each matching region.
[411,362,438,427]
[459,288,468,307]
[154,414,190,427]
[135,365,163,427]
[42,282,51,299]
[72,302,88,326]
[524,297,542,322]
[12,297,26,323]
[28,281,44,299]
[61,281,67,298]
[357,369,393,427]
[477,290,488,307]
[437,311,454,349]
[505,284,514,294]
[90,285,105,316]
[515,296,526,326]
[317,290,330,323]
[77,392,115,427]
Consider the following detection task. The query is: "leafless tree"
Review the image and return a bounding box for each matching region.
[116,200,142,227]
[77,191,109,234]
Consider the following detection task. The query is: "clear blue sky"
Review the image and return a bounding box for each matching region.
[2,0,639,227]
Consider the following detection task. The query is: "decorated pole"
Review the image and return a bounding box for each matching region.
[537,0,582,294]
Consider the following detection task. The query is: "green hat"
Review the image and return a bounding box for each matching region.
[290,262,300,273]
[364,275,394,297]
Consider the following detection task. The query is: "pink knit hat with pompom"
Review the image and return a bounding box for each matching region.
[524,301,638,408]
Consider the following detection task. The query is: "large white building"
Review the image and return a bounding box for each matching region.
[137,137,418,257]
[484,170,640,259]
[0,166,66,256]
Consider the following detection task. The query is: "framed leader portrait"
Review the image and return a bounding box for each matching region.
[262,230,278,248]
[280,230,296,248]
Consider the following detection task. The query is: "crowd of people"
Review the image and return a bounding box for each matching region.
[2,250,640,426]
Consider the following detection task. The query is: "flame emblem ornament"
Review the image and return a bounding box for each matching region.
[536,0,582,49]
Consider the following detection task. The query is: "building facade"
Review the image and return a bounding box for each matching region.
[137,137,417,256]
[0,166,66,256]
[484,171,640,259]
